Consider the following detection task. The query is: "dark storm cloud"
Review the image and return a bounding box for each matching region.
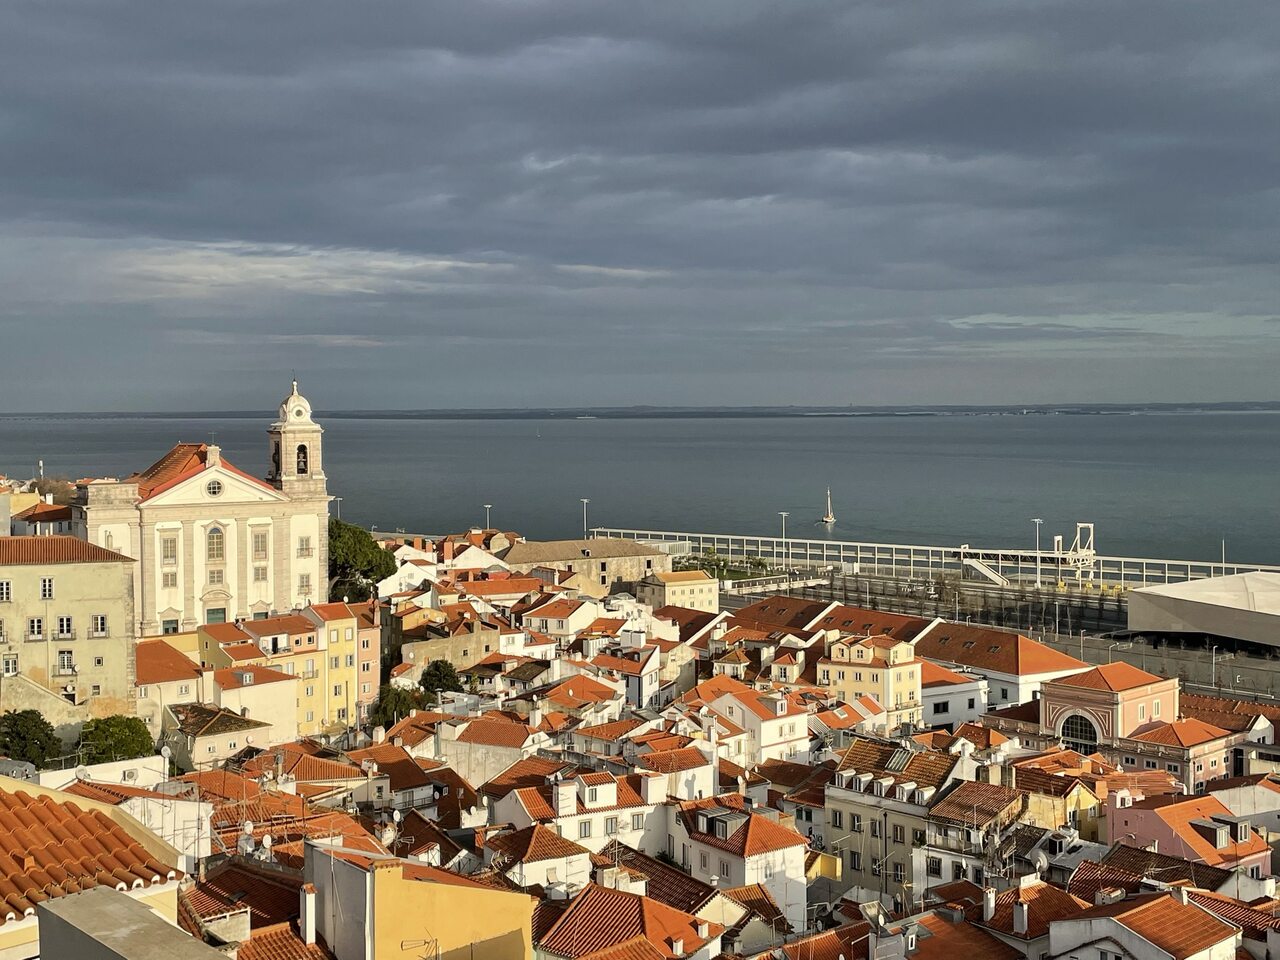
[0,1,1278,408]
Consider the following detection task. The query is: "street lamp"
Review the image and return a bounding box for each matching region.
[581,498,591,539]
[333,497,343,521]
[778,512,789,568]
[1031,518,1044,589]
[484,504,492,528]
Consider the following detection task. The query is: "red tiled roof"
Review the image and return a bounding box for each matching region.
[11,502,73,523]
[215,664,296,690]
[722,883,791,932]
[969,879,1088,939]
[241,615,317,638]
[0,787,179,925]
[541,674,619,709]
[930,781,1025,827]
[515,774,652,820]
[0,535,134,566]
[1075,893,1239,959]
[903,913,1021,960]
[487,823,591,865]
[732,597,831,631]
[677,795,807,857]
[135,639,203,686]
[1129,717,1232,747]
[835,737,957,790]
[62,780,174,804]
[538,883,724,960]
[456,718,537,748]
[184,861,302,930]
[347,743,438,793]
[128,442,278,501]
[577,719,646,741]
[780,922,871,960]
[482,756,579,800]
[1053,661,1165,691]
[634,748,710,774]
[915,621,1087,677]
[307,602,357,622]
[920,659,974,687]
[237,927,331,960]
[383,711,450,748]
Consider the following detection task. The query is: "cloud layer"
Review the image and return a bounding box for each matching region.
[1,1,1278,409]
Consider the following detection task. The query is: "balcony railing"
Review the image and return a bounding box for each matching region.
[90,629,109,638]
[297,548,314,558]
[25,632,45,643]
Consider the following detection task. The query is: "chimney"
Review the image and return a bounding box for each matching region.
[670,939,683,958]
[372,725,386,744]
[696,921,709,939]
[529,695,543,729]
[554,777,577,817]
[300,883,316,945]
[640,773,664,805]
[206,445,221,468]
[1173,886,1189,905]
[982,887,996,922]
[1012,901,1029,936]
[443,540,455,563]
[1094,886,1126,906]
[708,716,720,792]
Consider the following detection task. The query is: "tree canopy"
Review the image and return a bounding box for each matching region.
[328,517,397,600]
[420,659,464,700]
[0,710,59,768]
[368,683,427,728]
[76,715,155,764]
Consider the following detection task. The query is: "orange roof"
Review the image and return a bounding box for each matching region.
[456,718,536,748]
[308,602,357,622]
[920,660,974,687]
[915,622,1088,677]
[780,922,871,960]
[241,614,316,638]
[677,795,807,856]
[591,651,657,677]
[11,502,73,522]
[515,775,652,820]
[903,913,1021,960]
[203,621,252,644]
[0,535,134,566]
[528,598,586,621]
[634,748,710,774]
[215,664,296,690]
[486,823,591,864]
[542,674,618,709]
[1075,893,1238,959]
[1054,661,1165,692]
[1142,795,1271,866]
[0,786,179,925]
[62,780,174,804]
[1129,718,1231,747]
[929,781,1025,828]
[135,639,202,686]
[481,756,578,800]
[222,642,265,663]
[577,718,646,741]
[971,879,1088,939]
[127,442,278,501]
[538,883,724,960]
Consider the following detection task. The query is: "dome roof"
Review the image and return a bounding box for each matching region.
[278,379,314,423]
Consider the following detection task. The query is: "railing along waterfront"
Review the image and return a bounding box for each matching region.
[591,527,1280,588]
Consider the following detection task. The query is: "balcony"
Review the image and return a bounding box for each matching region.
[24,632,45,643]
[55,629,77,641]
[90,629,109,639]
[297,548,314,559]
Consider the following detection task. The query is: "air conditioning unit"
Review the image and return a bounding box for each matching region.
[122,768,138,782]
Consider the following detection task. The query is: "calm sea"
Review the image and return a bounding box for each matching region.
[1,412,1277,564]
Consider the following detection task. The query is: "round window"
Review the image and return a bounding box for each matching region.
[294,407,305,418]
[206,479,223,497]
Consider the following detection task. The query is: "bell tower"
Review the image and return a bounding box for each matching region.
[268,379,327,498]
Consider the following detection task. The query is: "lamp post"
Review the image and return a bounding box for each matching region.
[1031,518,1044,589]
[333,497,343,520]
[778,512,789,569]
[484,504,492,528]
[581,498,590,539]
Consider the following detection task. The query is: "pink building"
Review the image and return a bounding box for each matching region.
[1109,792,1271,878]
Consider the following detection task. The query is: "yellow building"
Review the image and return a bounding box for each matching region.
[307,846,533,960]
[819,634,922,731]
[197,606,359,737]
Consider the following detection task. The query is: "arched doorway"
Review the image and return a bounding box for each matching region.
[1061,714,1099,754]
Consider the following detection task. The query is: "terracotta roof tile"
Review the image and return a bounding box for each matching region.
[780,922,871,960]
[538,883,723,959]
[634,748,710,774]
[1129,717,1232,747]
[456,718,537,748]
[721,883,791,932]
[915,622,1087,677]
[1053,661,1166,692]
[595,841,716,915]
[835,737,957,790]
[1075,893,1239,959]
[0,786,179,925]
[215,664,296,690]
[929,781,1025,827]
[482,756,579,800]
[0,535,134,566]
[135,639,203,686]
[901,913,1021,960]
[968,879,1088,939]
[1101,842,1232,889]
[677,795,807,857]
[487,824,591,865]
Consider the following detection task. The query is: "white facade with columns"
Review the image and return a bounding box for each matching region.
[74,382,330,635]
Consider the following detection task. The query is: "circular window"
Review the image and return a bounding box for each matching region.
[294,407,305,418]
[206,479,223,497]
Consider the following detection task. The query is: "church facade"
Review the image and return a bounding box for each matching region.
[74,382,331,635]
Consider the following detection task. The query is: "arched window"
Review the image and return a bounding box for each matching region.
[207,527,225,562]
[296,444,309,475]
[1061,714,1098,754]
[104,531,113,550]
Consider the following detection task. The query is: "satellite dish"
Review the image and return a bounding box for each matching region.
[1032,850,1050,875]
[262,834,273,849]
[74,766,89,781]
[160,746,172,759]
[392,809,402,823]
[243,820,255,836]
[245,735,254,745]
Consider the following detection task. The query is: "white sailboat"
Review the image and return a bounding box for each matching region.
[821,487,836,524]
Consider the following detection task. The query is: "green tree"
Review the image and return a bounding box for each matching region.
[328,517,398,601]
[369,684,426,728]
[76,715,155,764]
[420,660,463,700]
[0,710,59,768]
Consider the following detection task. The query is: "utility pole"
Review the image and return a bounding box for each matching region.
[1032,518,1044,588]
[580,498,590,539]
[484,504,492,528]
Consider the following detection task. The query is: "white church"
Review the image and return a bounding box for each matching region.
[73,381,331,635]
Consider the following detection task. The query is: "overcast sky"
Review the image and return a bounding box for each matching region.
[2,2,1278,411]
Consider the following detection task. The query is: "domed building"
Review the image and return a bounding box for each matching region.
[75,381,331,635]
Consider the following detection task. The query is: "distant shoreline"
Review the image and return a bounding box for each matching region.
[3,402,1280,422]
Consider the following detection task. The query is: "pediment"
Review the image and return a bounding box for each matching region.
[145,463,288,508]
